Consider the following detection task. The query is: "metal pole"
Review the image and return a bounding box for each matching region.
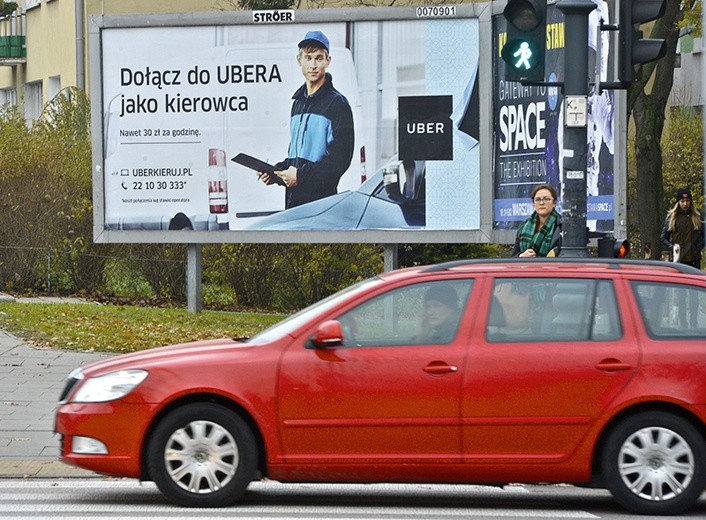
[383,244,398,272]
[75,0,85,90]
[47,249,51,295]
[187,244,202,314]
[557,0,596,257]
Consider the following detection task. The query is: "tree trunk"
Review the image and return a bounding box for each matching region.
[633,94,665,258]
[629,1,692,259]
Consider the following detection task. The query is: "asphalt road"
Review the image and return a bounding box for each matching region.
[0,479,705,519]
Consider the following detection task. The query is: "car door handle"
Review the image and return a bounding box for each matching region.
[595,358,632,372]
[423,362,458,374]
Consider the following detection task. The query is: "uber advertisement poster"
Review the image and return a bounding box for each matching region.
[493,1,615,231]
[100,15,480,233]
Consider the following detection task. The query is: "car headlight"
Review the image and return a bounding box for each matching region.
[71,369,148,403]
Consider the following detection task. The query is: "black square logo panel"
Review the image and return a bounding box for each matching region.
[398,95,453,161]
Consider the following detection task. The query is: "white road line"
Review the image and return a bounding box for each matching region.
[0,480,599,519]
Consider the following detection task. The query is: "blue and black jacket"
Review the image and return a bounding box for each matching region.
[276,73,354,209]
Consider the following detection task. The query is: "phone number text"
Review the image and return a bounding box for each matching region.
[132,180,187,190]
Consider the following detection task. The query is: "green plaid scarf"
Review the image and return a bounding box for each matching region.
[516,210,558,257]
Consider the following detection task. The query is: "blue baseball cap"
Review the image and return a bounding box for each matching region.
[299,30,329,52]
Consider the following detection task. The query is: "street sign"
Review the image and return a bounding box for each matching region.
[564,95,587,127]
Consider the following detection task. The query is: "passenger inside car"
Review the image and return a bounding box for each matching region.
[487,279,623,342]
[486,281,534,340]
[551,292,589,337]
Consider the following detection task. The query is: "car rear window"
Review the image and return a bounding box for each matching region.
[631,281,706,339]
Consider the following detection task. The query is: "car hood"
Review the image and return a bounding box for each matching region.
[78,337,251,377]
[245,171,388,231]
[247,191,370,230]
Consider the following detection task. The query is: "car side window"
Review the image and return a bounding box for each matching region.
[591,281,622,340]
[487,278,621,342]
[631,281,706,339]
[336,279,473,347]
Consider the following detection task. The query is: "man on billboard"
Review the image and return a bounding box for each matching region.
[258,30,355,209]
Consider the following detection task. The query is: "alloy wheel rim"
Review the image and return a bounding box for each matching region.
[164,420,238,494]
[618,426,694,502]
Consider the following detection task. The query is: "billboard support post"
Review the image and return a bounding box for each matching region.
[187,244,202,314]
[384,244,399,272]
[556,0,596,257]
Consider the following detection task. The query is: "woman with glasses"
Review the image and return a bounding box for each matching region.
[511,184,562,257]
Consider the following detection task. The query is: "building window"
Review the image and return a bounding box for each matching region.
[48,75,61,100]
[24,81,43,122]
[0,88,17,106]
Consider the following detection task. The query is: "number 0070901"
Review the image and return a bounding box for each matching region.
[416,6,456,18]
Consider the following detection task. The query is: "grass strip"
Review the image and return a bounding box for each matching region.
[0,302,285,353]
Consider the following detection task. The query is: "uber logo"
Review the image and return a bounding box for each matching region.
[398,95,452,161]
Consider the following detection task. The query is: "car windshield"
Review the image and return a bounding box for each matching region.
[246,276,384,344]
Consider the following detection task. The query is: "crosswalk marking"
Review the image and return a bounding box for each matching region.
[0,479,599,519]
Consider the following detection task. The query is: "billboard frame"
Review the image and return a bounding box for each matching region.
[90,4,496,244]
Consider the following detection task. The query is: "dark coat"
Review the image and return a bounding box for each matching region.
[276,73,355,209]
[660,212,705,261]
[511,215,563,257]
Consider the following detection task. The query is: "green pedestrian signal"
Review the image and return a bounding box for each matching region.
[501,0,547,82]
[502,38,540,72]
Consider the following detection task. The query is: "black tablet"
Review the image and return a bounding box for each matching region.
[231,153,285,186]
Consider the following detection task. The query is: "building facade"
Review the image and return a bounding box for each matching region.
[0,0,236,120]
[2,1,700,120]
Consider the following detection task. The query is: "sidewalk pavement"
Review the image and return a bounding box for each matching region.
[0,295,110,478]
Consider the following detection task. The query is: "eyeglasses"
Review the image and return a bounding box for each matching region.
[533,197,554,204]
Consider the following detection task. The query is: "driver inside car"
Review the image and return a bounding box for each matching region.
[416,284,461,344]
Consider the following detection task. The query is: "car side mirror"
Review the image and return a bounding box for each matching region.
[306,320,344,349]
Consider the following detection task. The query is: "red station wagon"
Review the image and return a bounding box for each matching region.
[54,259,706,514]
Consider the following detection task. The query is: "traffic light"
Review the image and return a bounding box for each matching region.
[597,236,631,258]
[501,0,547,82]
[619,0,667,84]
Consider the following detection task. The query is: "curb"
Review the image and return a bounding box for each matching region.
[0,460,100,478]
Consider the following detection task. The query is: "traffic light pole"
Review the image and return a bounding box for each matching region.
[556,0,596,257]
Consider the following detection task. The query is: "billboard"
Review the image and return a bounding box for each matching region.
[493,0,618,233]
[91,6,488,243]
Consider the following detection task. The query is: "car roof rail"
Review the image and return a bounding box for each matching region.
[420,257,705,275]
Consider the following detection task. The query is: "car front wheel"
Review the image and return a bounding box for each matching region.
[602,411,706,515]
[146,403,257,507]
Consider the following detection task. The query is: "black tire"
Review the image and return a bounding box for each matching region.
[601,411,706,515]
[146,403,258,507]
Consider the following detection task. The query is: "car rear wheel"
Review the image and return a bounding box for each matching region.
[146,403,257,507]
[601,411,706,515]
